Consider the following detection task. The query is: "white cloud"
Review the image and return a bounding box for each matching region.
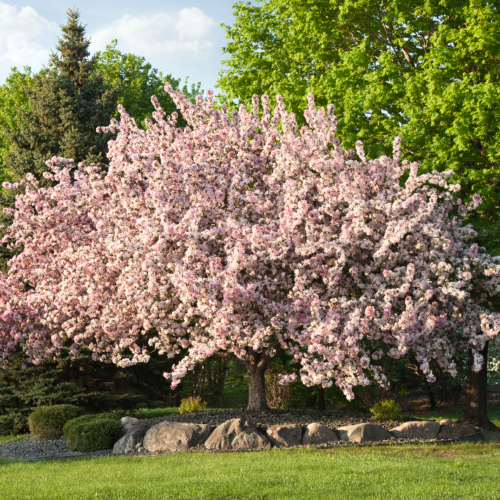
[175,7,215,39]
[90,8,215,57]
[0,1,55,67]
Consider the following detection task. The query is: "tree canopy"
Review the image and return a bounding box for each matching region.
[94,40,202,129]
[0,68,35,184]
[218,0,500,253]
[1,86,499,413]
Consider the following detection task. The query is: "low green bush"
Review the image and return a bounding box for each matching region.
[369,399,403,421]
[63,413,123,452]
[28,404,83,439]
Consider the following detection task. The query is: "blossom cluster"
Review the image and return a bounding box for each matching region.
[1,84,500,399]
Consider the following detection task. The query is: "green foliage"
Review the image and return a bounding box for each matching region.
[220,0,500,254]
[62,412,122,439]
[370,399,403,421]
[94,40,202,128]
[63,414,122,452]
[0,348,156,435]
[4,9,117,185]
[178,396,207,414]
[28,404,82,439]
[0,67,35,183]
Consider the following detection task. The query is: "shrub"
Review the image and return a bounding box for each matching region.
[178,397,207,414]
[63,413,123,452]
[28,404,83,439]
[369,400,403,421]
[62,412,122,439]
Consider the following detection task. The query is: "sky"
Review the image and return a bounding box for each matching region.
[0,0,255,92]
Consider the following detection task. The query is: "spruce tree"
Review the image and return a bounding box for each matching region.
[4,8,117,182]
[0,9,117,271]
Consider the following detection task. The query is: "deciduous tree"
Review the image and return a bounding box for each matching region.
[1,86,499,415]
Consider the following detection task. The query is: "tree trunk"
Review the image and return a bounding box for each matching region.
[246,350,270,411]
[317,387,326,411]
[427,386,437,411]
[459,341,498,430]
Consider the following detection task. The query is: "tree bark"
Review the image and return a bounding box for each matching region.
[427,386,437,411]
[245,350,270,411]
[317,386,326,411]
[459,341,498,430]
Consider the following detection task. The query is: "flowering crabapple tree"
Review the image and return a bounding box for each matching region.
[1,84,500,414]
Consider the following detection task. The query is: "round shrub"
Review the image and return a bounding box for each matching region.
[369,400,402,421]
[63,413,123,452]
[28,404,83,439]
[62,412,121,440]
[179,396,207,414]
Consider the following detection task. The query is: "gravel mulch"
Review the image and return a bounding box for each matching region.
[0,438,113,461]
[0,438,69,460]
[142,408,412,431]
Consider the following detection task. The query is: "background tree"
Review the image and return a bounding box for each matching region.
[3,9,118,184]
[0,67,36,272]
[0,67,35,183]
[94,40,202,129]
[219,0,500,423]
[219,0,500,249]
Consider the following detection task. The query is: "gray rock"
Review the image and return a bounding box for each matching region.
[205,419,249,450]
[266,424,303,447]
[337,423,393,443]
[232,428,271,451]
[205,418,271,451]
[302,423,338,445]
[121,416,140,427]
[437,423,477,440]
[143,422,211,453]
[113,423,150,454]
[390,421,440,440]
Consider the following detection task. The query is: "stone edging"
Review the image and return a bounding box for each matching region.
[113,417,484,455]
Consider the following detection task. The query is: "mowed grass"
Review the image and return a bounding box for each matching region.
[1,443,500,500]
[0,433,29,445]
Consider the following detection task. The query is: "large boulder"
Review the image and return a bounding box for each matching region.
[121,416,140,432]
[437,422,482,441]
[265,425,303,448]
[205,418,271,451]
[232,428,272,451]
[337,423,393,443]
[143,422,211,453]
[390,421,440,440]
[302,423,338,445]
[113,423,150,454]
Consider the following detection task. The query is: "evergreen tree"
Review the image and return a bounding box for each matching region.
[0,9,118,271]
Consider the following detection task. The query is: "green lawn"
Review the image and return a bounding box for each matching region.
[0,433,29,445]
[131,407,180,419]
[1,443,499,499]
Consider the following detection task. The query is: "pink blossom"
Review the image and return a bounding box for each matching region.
[0,86,499,399]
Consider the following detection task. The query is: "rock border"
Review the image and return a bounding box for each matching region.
[115,417,484,455]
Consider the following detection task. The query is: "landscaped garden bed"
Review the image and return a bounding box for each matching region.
[0,409,487,461]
